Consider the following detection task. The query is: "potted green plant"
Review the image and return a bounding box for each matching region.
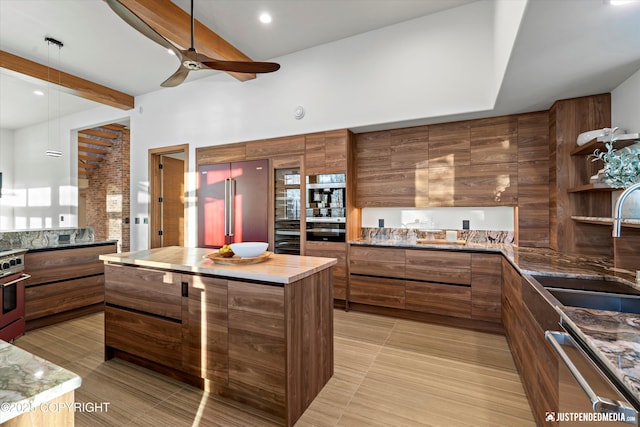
[592,132,640,188]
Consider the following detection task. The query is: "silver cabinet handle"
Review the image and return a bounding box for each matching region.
[0,273,31,287]
[224,178,230,237]
[545,330,638,423]
[228,178,235,237]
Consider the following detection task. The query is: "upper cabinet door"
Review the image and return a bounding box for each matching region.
[304,130,348,175]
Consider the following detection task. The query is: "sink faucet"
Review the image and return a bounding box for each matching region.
[613,182,640,237]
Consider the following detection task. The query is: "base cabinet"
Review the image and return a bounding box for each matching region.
[348,246,501,326]
[502,258,559,426]
[305,241,347,300]
[25,243,117,329]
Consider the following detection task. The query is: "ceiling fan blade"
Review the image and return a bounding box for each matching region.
[201,60,281,74]
[160,66,191,87]
[106,0,183,60]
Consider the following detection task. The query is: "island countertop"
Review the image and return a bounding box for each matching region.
[0,340,82,423]
[99,246,337,284]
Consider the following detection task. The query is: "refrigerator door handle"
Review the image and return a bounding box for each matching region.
[228,178,236,237]
[224,178,230,236]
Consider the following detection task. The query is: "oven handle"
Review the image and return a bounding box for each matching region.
[545,330,638,423]
[0,273,31,287]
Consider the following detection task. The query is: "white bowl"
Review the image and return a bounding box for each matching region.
[229,242,268,258]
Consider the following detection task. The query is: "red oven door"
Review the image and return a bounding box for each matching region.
[0,273,29,329]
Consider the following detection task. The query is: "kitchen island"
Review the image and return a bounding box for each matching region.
[99,246,336,427]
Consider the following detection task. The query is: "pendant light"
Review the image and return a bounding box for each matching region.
[45,36,63,158]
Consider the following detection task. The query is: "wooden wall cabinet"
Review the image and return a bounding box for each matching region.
[24,243,117,330]
[305,129,348,175]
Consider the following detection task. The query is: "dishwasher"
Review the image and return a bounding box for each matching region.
[545,328,638,425]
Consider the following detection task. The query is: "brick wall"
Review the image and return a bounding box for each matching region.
[84,126,130,252]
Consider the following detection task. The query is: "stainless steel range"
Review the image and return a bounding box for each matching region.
[0,249,29,342]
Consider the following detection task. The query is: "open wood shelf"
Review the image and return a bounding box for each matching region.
[571,216,640,229]
[571,133,640,156]
[567,183,621,193]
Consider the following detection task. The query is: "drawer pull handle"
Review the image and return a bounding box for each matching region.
[181,282,188,298]
[545,330,637,423]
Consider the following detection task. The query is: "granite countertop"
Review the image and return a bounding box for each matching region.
[560,308,640,407]
[100,246,337,284]
[0,340,82,423]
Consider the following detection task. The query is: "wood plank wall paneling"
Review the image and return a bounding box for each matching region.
[246,135,305,160]
[549,94,612,255]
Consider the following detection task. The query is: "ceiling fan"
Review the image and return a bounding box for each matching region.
[106,0,280,87]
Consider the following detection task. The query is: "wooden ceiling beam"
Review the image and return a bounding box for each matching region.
[79,162,100,169]
[0,50,134,110]
[116,0,257,82]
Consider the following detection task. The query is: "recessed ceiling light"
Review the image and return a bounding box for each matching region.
[259,12,272,24]
[33,90,44,96]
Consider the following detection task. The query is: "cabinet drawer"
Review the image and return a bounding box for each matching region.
[349,246,405,278]
[25,275,104,320]
[349,276,405,309]
[405,250,471,284]
[105,306,182,367]
[104,264,182,320]
[405,280,471,318]
[25,244,115,285]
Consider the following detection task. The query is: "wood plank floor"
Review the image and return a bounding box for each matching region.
[13,310,535,426]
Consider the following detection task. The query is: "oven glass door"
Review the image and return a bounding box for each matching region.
[3,281,17,313]
[0,273,29,327]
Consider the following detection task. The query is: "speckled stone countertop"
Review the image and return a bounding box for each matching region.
[0,340,81,423]
[561,308,640,406]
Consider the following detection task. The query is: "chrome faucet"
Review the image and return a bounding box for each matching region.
[613,182,640,237]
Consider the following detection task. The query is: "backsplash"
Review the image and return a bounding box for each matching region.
[0,227,94,250]
[360,227,515,244]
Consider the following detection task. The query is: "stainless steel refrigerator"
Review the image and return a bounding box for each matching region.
[198,159,268,248]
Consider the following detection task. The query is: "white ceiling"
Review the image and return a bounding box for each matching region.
[1,0,640,130]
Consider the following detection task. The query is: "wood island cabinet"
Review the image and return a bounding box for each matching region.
[102,249,334,427]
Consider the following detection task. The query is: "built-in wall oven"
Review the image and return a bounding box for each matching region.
[546,327,638,425]
[0,249,29,342]
[306,173,346,242]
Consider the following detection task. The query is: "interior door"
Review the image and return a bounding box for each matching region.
[160,156,184,246]
[198,163,230,247]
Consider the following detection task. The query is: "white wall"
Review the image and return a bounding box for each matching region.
[611,67,640,218]
[0,128,15,229]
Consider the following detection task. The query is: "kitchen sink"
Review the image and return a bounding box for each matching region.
[546,288,640,314]
[531,274,640,295]
[530,275,640,314]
